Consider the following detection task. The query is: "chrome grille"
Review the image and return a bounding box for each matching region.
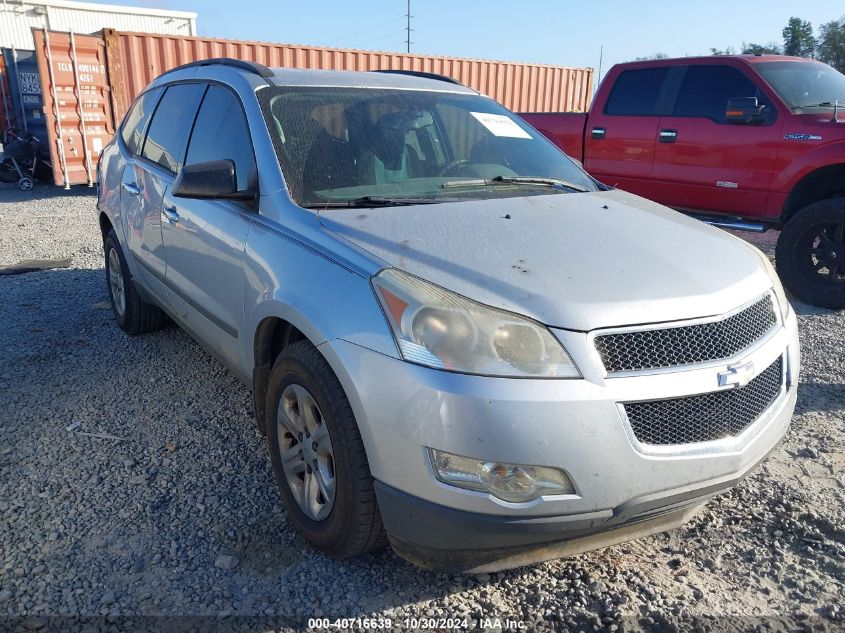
[594,295,777,373]
[622,357,783,446]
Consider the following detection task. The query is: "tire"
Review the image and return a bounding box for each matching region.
[17,176,34,191]
[776,198,845,310]
[266,340,386,558]
[103,229,164,334]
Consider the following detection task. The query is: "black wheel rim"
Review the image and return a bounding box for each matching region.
[806,220,845,285]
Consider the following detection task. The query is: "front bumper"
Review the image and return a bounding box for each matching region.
[320,307,799,571]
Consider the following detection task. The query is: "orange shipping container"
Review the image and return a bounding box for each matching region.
[33,28,593,186]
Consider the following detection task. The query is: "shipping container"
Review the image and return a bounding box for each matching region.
[0,0,196,50]
[0,54,14,137]
[32,29,113,187]
[1,48,48,151]
[33,28,593,186]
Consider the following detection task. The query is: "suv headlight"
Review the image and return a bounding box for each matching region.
[756,251,790,321]
[372,268,579,378]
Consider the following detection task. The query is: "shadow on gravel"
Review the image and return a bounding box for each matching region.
[0,181,96,204]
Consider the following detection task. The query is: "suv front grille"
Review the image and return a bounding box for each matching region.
[594,295,777,373]
[622,356,784,446]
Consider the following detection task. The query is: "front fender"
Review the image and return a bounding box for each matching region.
[242,222,399,374]
[773,140,845,195]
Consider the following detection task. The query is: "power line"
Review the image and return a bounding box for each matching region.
[334,15,405,45]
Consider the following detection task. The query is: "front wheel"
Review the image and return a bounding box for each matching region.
[776,198,845,310]
[266,340,386,558]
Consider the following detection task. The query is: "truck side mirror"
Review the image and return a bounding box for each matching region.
[725,97,768,125]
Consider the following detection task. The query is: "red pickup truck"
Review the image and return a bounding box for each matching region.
[521,55,845,309]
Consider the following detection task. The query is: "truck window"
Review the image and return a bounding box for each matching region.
[672,66,772,123]
[604,68,669,116]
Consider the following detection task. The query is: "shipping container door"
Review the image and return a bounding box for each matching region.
[33,30,115,187]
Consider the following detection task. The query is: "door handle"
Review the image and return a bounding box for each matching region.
[121,182,140,196]
[658,129,678,143]
[161,206,180,224]
[591,127,606,140]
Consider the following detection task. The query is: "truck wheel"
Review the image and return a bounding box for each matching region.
[776,198,845,310]
[266,340,386,558]
[103,230,164,334]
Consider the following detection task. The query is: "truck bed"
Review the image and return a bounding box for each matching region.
[518,112,588,161]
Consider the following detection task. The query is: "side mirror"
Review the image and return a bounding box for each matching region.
[725,97,768,125]
[172,159,256,200]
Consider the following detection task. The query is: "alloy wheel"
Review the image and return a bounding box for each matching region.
[809,220,845,285]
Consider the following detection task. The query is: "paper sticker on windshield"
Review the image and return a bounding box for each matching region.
[470,112,532,139]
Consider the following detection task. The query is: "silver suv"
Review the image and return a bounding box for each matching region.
[97,58,799,573]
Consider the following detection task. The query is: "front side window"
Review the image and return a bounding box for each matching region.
[756,61,845,109]
[258,87,597,207]
[186,85,257,192]
[672,66,772,123]
[120,87,162,155]
[604,68,669,116]
[142,83,205,173]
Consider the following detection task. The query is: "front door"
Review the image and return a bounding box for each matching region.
[160,85,259,368]
[650,64,785,218]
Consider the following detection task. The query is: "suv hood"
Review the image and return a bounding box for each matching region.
[319,189,772,331]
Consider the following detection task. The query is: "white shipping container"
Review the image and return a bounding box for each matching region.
[0,0,196,50]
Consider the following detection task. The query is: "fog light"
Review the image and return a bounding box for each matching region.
[428,448,575,502]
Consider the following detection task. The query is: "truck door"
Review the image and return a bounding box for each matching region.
[584,66,670,192]
[651,64,784,218]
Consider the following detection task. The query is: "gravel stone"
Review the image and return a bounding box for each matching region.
[1,185,843,629]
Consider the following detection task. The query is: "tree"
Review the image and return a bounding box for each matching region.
[635,53,669,61]
[782,17,816,58]
[817,17,845,72]
[742,42,782,55]
[710,47,737,56]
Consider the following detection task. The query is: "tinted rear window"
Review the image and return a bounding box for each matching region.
[142,83,205,173]
[120,88,161,155]
[605,68,669,116]
[673,66,770,122]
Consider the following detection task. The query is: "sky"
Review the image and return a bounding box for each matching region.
[96,0,843,79]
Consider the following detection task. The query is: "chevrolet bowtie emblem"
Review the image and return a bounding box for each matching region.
[718,361,755,388]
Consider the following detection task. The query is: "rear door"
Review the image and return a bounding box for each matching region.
[584,67,670,190]
[133,82,205,304]
[118,87,165,294]
[650,64,784,217]
[160,84,258,367]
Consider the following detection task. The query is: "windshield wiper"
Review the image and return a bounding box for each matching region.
[304,196,445,209]
[792,101,841,109]
[442,175,590,193]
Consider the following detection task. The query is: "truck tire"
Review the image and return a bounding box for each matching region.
[776,198,845,310]
[266,340,386,558]
[103,230,164,334]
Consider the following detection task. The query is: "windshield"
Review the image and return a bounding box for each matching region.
[756,61,845,109]
[258,86,598,207]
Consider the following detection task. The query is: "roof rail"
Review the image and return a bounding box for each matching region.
[160,57,274,78]
[371,69,464,86]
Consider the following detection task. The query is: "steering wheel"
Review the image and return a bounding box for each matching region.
[438,159,473,177]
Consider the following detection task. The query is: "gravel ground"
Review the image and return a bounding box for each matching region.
[1,183,843,632]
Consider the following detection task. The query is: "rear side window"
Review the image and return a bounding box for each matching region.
[142,83,205,173]
[672,66,771,123]
[120,88,161,155]
[185,85,257,192]
[605,68,669,116]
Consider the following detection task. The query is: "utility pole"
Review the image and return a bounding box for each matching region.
[405,0,412,53]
